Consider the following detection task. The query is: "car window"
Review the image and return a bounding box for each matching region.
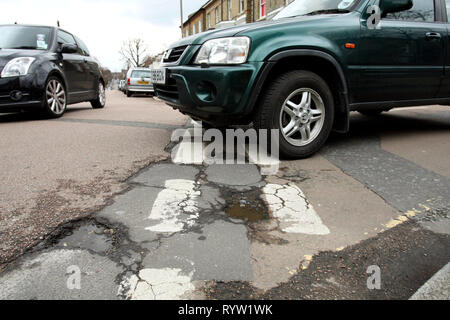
[57,30,77,49]
[131,70,151,78]
[383,0,435,22]
[74,35,90,56]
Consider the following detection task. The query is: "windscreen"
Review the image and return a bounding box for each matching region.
[131,70,151,78]
[273,0,358,20]
[0,26,53,50]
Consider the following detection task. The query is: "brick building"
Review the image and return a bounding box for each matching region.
[183,0,294,37]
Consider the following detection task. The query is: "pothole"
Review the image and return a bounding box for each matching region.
[225,192,268,223]
[55,222,115,254]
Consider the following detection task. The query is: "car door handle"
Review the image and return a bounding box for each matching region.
[426,32,441,40]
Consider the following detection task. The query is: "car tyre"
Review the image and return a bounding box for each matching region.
[91,81,106,109]
[126,90,132,97]
[254,70,334,159]
[42,76,67,118]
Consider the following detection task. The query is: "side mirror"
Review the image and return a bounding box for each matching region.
[59,43,78,54]
[380,0,413,17]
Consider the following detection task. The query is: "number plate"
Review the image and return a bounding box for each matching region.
[138,81,149,85]
[150,68,166,85]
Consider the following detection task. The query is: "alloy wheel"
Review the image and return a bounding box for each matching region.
[98,82,106,106]
[46,79,66,115]
[279,88,325,147]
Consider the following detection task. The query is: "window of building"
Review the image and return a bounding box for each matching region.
[240,0,245,13]
[383,0,434,22]
[199,20,202,33]
[215,6,220,23]
[228,0,232,20]
[207,13,211,28]
[261,0,266,18]
[193,23,197,34]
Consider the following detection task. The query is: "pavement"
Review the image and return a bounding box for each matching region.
[0,92,448,300]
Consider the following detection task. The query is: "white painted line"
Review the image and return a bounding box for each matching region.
[119,268,195,300]
[172,140,206,165]
[262,184,330,235]
[146,179,200,233]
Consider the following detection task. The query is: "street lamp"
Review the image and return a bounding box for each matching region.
[180,0,184,37]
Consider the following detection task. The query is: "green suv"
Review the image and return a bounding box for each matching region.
[155,0,449,158]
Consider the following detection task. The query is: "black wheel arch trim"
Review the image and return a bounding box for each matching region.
[246,49,350,133]
[45,67,68,90]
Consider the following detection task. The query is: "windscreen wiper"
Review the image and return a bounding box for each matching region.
[305,9,350,15]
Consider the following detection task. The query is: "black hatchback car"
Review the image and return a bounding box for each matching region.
[0,25,106,118]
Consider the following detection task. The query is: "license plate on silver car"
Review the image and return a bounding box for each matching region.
[150,68,166,85]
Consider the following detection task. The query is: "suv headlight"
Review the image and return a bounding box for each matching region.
[1,57,36,78]
[194,37,250,65]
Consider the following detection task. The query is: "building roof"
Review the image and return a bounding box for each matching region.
[183,0,215,26]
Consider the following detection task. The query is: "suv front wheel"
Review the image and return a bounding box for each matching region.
[254,70,335,159]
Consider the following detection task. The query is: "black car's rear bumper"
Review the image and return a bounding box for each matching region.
[0,74,44,112]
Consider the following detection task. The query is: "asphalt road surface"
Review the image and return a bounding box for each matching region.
[0,91,448,300]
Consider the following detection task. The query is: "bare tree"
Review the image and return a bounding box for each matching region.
[119,38,148,68]
[142,51,164,68]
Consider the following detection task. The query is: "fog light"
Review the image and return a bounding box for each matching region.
[10,91,23,101]
[195,81,217,103]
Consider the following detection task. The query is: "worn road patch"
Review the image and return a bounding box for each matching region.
[205,220,450,300]
[0,249,122,300]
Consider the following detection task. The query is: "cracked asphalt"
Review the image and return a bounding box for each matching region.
[0,92,449,300]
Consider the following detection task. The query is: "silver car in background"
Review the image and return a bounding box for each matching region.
[119,80,126,93]
[125,68,154,97]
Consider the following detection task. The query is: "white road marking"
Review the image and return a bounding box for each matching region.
[171,127,279,173]
[172,140,206,165]
[262,184,330,235]
[146,179,200,233]
[118,268,195,300]
[171,123,205,165]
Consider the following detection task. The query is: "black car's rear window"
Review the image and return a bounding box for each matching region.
[0,26,53,50]
[131,70,151,78]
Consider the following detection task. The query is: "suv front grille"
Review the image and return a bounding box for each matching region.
[163,46,188,63]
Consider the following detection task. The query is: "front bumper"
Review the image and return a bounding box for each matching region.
[0,74,43,112]
[154,62,264,124]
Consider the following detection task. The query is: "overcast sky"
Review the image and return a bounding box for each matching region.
[0,0,205,71]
